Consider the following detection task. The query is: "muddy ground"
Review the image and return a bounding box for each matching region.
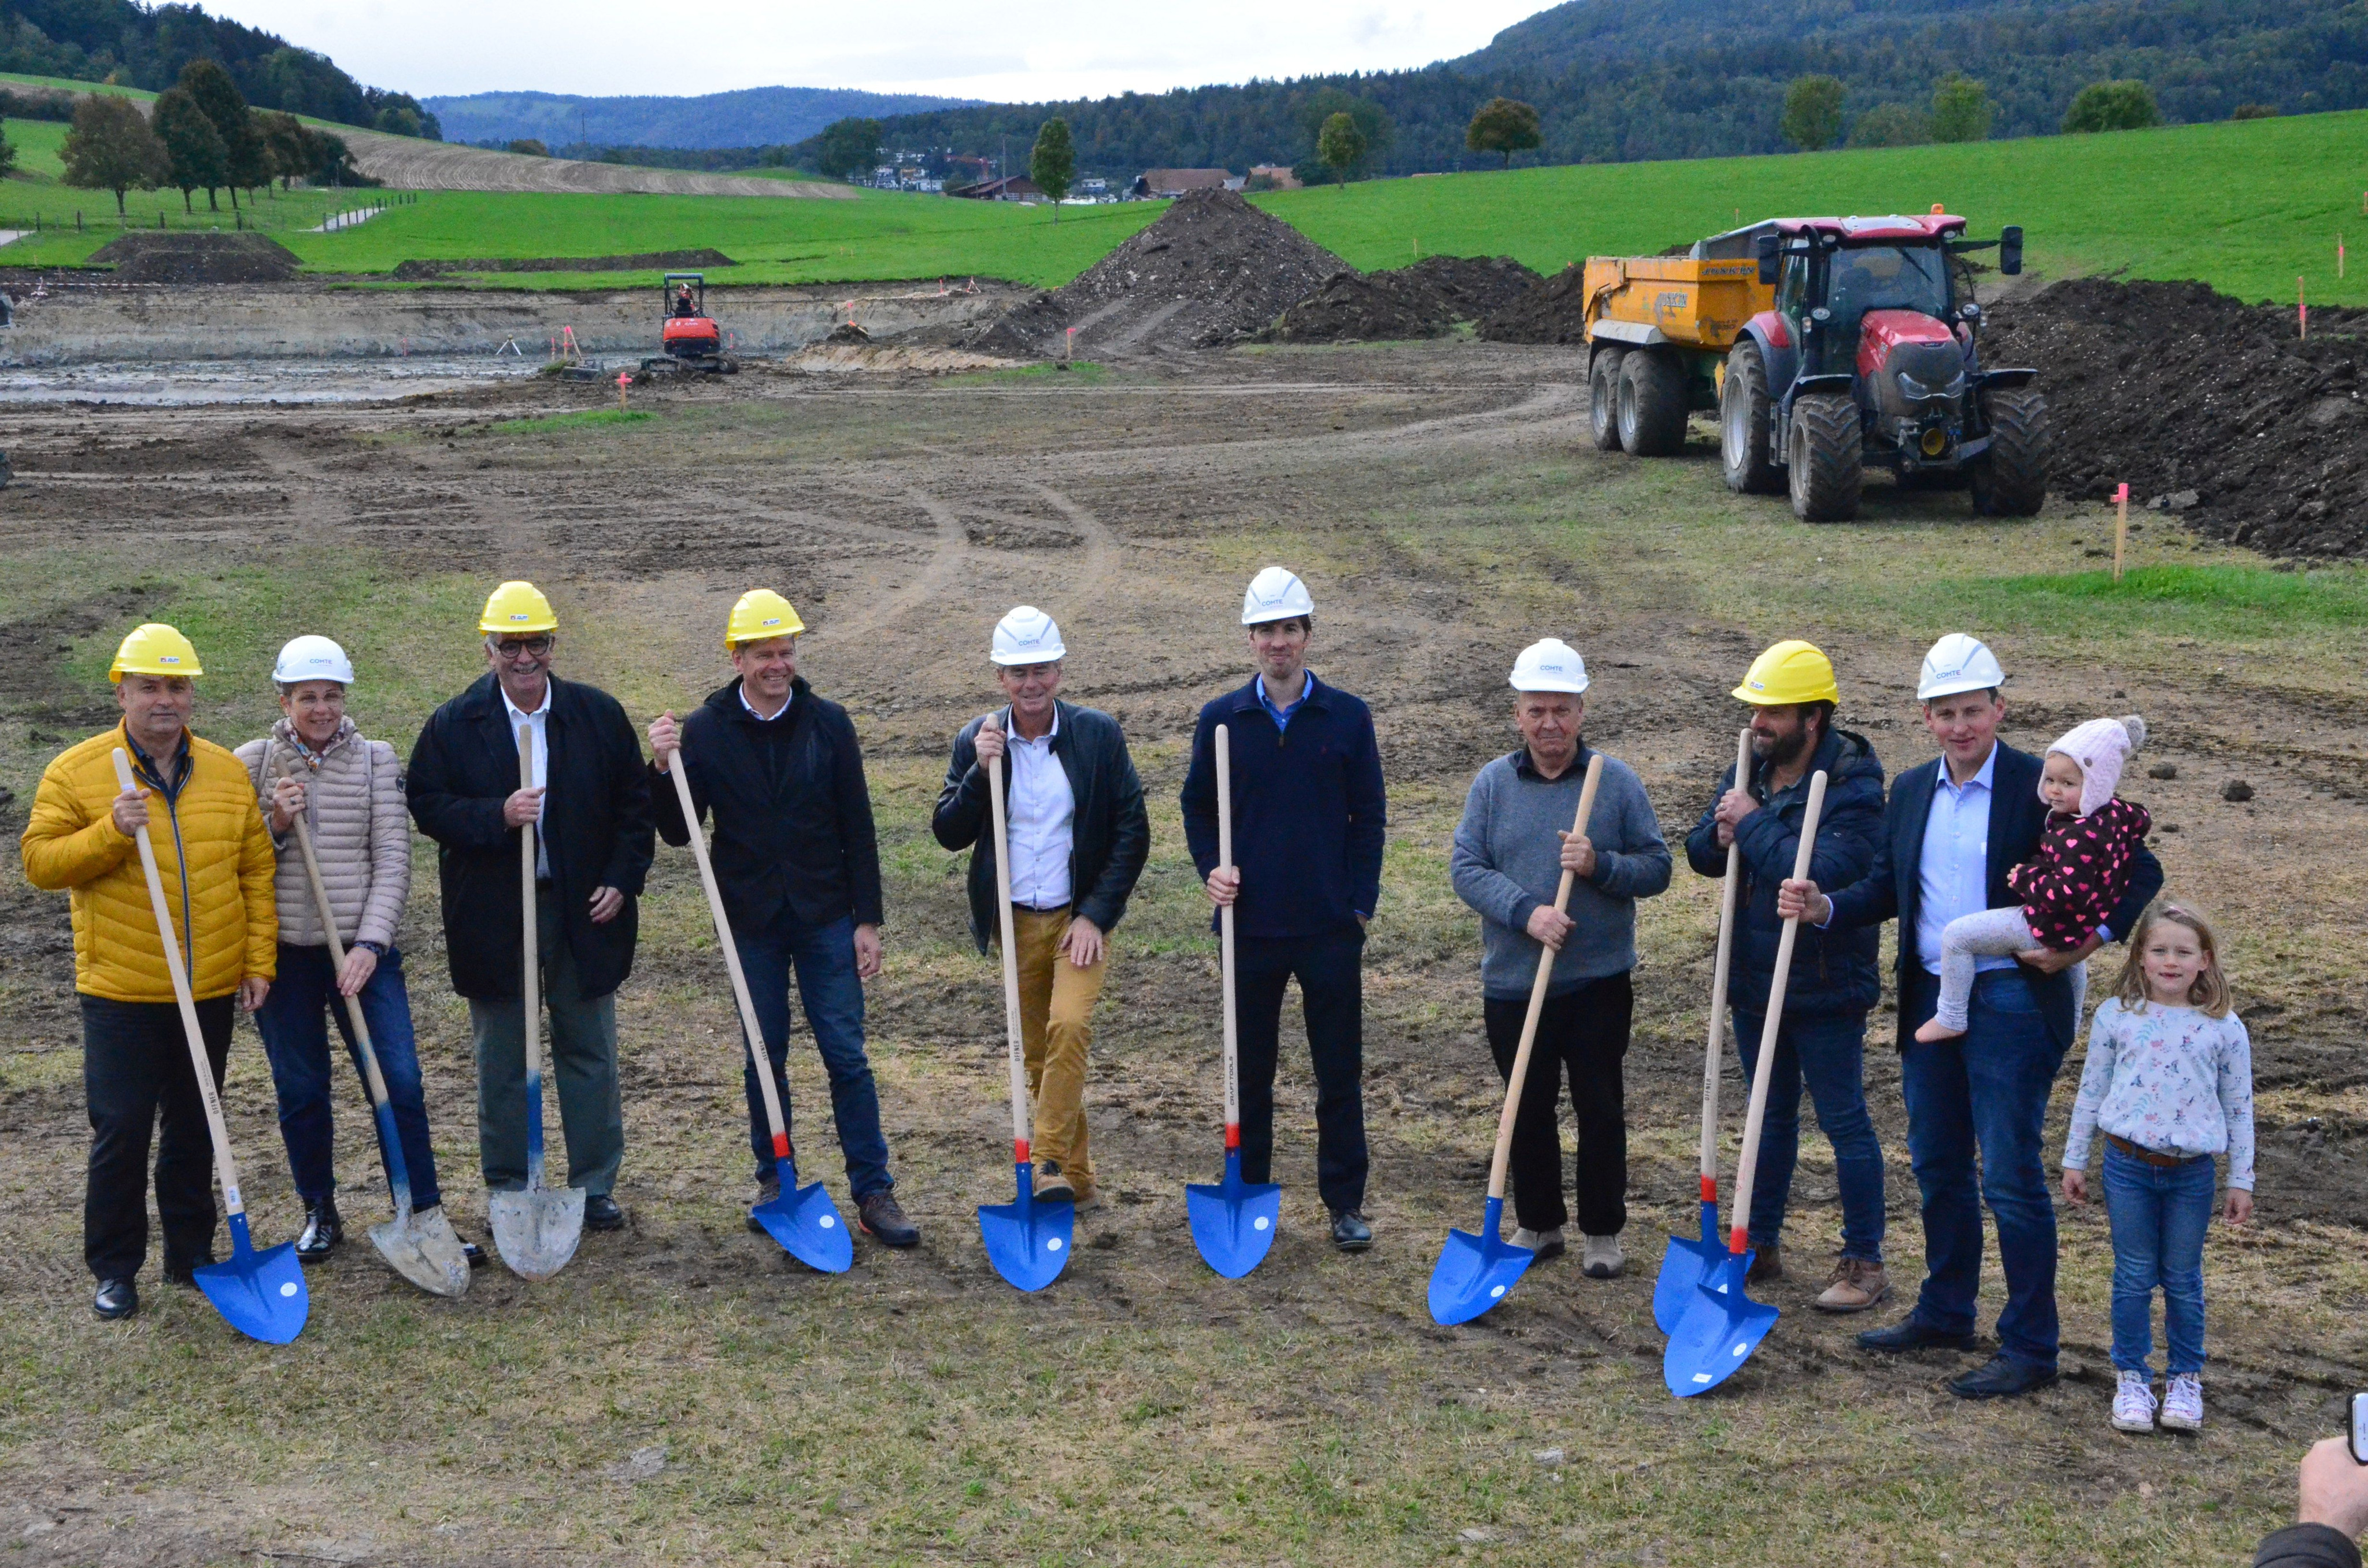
[0,342,2362,1566]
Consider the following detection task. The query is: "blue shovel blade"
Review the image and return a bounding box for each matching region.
[978,1165,1070,1293]
[196,1215,308,1345]
[1427,1196,1534,1326]
[1185,1153,1281,1279]
[1663,1252,1779,1398]
[1653,1199,1725,1335]
[752,1159,853,1274]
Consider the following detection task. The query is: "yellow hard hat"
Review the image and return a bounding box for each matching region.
[109,622,203,680]
[725,588,805,650]
[478,581,558,636]
[1733,639,1839,706]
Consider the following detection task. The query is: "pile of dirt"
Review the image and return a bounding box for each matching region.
[390,249,737,280]
[1982,278,2368,557]
[87,232,301,284]
[959,188,1352,357]
[1474,264,1592,344]
[1261,255,1542,343]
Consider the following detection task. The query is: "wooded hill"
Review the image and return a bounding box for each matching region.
[807,0,2368,174]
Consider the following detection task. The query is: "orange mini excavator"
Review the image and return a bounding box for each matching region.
[652,272,736,372]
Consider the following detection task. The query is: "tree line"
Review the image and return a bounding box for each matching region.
[59,63,376,217]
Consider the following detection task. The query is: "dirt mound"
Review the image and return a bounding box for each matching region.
[959,188,1351,357]
[1475,264,1592,344]
[1983,278,2368,557]
[391,249,735,280]
[338,127,852,199]
[1263,254,1543,343]
[87,232,301,284]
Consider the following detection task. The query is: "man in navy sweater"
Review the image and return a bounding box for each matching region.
[1182,568,1386,1252]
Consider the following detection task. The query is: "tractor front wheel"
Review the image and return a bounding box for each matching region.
[1787,392,1863,521]
[1588,348,1627,451]
[1720,340,1780,494]
[1970,386,2049,516]
[1618,350,1688,457]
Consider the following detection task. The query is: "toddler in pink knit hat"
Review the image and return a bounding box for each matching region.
[1915,715,2154,1043]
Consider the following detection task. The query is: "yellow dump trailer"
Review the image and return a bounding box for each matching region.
[1581,225,1778,458]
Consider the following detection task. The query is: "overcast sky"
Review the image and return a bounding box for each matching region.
[209,0,1548,102]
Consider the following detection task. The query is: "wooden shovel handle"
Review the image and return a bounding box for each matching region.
[664,751,793,1146]
[517,726,541,1085]
[1216,724,1238,1132]
[1725,768,1828,1254]
[271,750,395,1110]
[1697,727,1753,1188]
[1486,752,1605,1204]
[985,740,1031,1154]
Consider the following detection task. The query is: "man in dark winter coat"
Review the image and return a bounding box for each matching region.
[648,589,916,1248]
[933,606,1148,1206]
[2255,1436,2368,1568]
[1686,639,1890,1312]
[406,582,653,1231]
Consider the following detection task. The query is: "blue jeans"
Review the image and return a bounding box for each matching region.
[734,911,892,1200]
[1899,967,2068,1366]
[2101,1141,2215,1376]
[1732,1009,1885,1262]
[253,943,442,1211]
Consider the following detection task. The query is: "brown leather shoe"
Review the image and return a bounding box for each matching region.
[1031,1162,1076,1204]
[1746,1240,1783,1284]
[1814,1255,1889,1313]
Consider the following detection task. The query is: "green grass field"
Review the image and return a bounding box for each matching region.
[3,116,66,180]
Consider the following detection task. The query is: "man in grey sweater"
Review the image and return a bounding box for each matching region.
[1451,639,1671,1277]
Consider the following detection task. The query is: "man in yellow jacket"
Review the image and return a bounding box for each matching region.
[19,623,277,1321]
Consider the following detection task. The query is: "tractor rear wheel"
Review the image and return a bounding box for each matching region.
[1787,392,1863,521]
[1970,386,2049,516]
[1618,350,1688,457]
[1588,348,1627,451]
[1720,340,1780,493]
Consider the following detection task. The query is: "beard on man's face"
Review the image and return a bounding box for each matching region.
[1764,719,1814,768]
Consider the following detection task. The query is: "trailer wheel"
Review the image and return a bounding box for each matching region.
[1787,391,1863,521]
[1720,340,1780,494]
[1970,386,2049,516]
[1588,348,1627,451]
[1618,350,1688,457]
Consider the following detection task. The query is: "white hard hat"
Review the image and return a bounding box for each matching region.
[273,634,355,687]
[1241,566,1314,626]
[1509,638,1590,694]
[991,605,1067,666]
[1916,633,2006,700]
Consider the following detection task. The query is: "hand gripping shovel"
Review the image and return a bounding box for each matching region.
[273,753,470,1298]
[1655,727,1753,1333]
[488,725,586,1281]
[112,748,309,1343]
[1429,753,1604,1326]
[976,748,1072,1292]
[1186,723,1281,1278]
[663,750,851,1272]
[1664,768,1827,1397]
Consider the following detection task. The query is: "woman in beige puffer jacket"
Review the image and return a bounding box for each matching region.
[237,639,472,1266]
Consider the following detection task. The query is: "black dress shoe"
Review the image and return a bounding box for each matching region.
[1949,1354,2059,1400]
[1858,1317,1980,1353]
[162,1252,215,1287]
[1330,1209,1374,1252]
[93,1278,137,1319]
[296,1196,343,1264]
[583,1194,624,1231]
[457,1235,488,1268]
[857,1190,919,1248]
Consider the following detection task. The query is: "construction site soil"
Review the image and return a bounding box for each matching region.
[390,248,738,280]
[0,335,2360,1565]
[1260,255,1543,343]
[84,231,301,285]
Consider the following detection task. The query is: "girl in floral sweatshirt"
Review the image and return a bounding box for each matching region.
[2060,902,2254,1435]
[1915,714,2152,1043]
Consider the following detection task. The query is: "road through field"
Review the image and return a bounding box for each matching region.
[0,343,2361,1565]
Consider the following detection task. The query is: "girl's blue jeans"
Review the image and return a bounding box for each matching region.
[2101,1139,2215,1376]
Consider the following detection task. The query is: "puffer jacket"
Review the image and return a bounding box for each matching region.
[235,718,409,950]
[20,721,278,1003]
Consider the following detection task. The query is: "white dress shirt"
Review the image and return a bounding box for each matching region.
[1003,707,1075,910]
[502,681,552,880]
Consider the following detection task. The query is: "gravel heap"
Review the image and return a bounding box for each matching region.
[88,232,301,284]
[1262,255,1542,343]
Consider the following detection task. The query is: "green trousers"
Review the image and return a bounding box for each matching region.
[468,885,625,1198]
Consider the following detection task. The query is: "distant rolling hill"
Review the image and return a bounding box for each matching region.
[425,87,993,151]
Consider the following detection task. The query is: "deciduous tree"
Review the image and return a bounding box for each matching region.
[153,86,227,213]
[1317,112,1366,188]
[1464,97,1542,168]
[177,59,268,208]
[1930,73,1995,142]
[815,117,881,180]
[1030,116,1075,217]
[2063,79,2162,132]
[1781,75,1845,151]
[61,94,166,216]
[257,110,314,191]
[1848,102,1929,147]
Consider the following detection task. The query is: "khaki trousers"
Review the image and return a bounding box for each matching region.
[1008,907,1108,1193]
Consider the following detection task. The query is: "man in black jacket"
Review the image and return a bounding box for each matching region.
[407,582,653,1232]
[1781,634,2162,1400]
[1180,568,1386,1252]
[932,607,1147,1206]
[647,590,916,1247]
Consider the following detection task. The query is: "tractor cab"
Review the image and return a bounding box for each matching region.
[660,271,722,361]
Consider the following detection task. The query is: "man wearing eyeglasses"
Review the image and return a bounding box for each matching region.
[407,582,654,1233]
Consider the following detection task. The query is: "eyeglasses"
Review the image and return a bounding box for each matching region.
[493,637,554,657]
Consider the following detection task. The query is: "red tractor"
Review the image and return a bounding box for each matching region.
[1717,213,2045,520]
